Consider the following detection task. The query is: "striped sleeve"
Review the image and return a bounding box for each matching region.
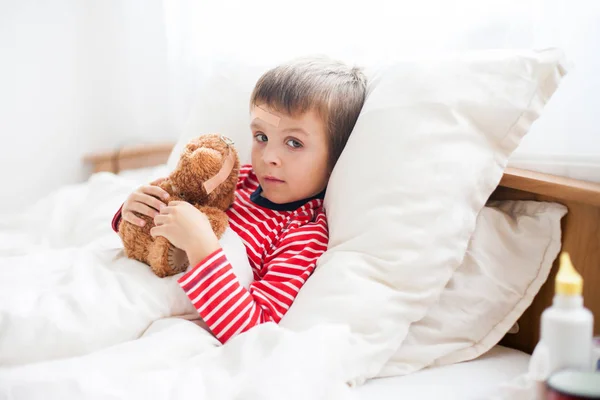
[111,204,123,232]
[177,211,328,344]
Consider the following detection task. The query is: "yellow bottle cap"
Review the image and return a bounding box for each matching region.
[555,252,583,296]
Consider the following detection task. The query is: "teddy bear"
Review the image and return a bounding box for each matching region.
[118,134,240,277]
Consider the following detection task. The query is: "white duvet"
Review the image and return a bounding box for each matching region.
[0,167,358,400]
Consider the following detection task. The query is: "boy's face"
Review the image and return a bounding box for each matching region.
[250,104,329,204]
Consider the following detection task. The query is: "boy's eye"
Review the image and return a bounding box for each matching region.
[286,139,303,149]
[254,133,267,142]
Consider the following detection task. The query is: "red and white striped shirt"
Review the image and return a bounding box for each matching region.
[112,165,328,343]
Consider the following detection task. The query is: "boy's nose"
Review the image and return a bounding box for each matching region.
[262,146,281,166]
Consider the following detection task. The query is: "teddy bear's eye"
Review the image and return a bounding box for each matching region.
[179,192,185,198]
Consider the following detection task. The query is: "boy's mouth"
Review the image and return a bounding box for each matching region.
[263,175,285,183]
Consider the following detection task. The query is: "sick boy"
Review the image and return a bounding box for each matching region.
[111,57,367,343]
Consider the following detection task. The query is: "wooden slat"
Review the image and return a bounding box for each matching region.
[500,167,600,207]
[83,142,175,173]
[83,142,175,163]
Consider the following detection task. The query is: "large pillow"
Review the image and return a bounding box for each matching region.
[378,200,568,378]
[278,49,567,385]
[168,49,567,385]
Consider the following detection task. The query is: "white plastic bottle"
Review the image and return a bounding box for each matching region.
[539,252,594,374]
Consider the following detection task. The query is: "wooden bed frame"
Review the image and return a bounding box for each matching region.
[84,143,600,355]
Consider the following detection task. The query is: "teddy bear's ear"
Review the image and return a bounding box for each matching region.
[185,139,201,153]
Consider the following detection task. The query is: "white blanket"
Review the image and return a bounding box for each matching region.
[0,167,358,400]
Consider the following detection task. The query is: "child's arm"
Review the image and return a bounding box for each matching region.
[177,212,328,344]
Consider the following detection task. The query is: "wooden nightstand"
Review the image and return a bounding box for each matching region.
[83,142,176,174]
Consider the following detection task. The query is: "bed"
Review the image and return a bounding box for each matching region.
[356,346,531,399]
[1,47,591,399]
[82,142,600,399]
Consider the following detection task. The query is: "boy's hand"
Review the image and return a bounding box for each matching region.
[151,201,220,265]
[122,177,170,227]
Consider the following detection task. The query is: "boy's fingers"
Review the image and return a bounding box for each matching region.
[149,177,167,185]
[150,226,165,238]
[153,214,169,226]
[132,193,166,212]
[122,211,146,227]
[129,202,159,218]
[141,185,170,201]
[160,202,183,214]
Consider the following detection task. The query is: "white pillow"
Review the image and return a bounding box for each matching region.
[279,49,567,385]
[168,49,567,385]
[377,200,567,378]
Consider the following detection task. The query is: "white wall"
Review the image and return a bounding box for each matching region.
[510,0,600,180]
[1,0,598,211]
[162,0,600,181]
[0,0,178,209]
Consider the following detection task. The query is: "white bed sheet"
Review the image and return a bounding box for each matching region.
[0,167,360,400]
[356,346,530,400]
[0,165,536,400]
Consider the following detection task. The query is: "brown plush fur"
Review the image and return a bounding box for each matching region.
[118,134,240,277]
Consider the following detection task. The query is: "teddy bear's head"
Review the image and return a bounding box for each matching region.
[168,134,240,210]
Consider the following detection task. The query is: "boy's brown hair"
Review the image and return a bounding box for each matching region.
[250,56,367,173]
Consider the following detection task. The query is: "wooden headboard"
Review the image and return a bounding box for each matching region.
[84,144,600,355]
[83,142,175,174]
